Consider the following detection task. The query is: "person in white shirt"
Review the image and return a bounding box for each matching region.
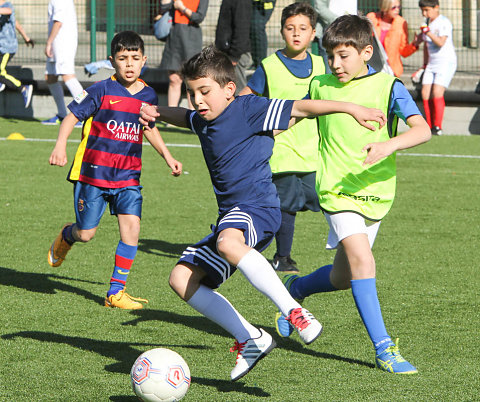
[416,0,456,135]
[42,0,83,126]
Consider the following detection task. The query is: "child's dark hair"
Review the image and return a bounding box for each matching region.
[281,2,317,29]
[322,14,373,53]
[418,0,440,8]
[419,0,439,7]
[181,45,236,86]
[110,31,144,57]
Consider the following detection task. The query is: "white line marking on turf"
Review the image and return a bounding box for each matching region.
[2,137,480,159]
[0,137,201,148]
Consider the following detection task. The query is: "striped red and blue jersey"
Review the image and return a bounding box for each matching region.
[67,76,158,188]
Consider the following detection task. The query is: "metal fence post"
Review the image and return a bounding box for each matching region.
[90,0,97,62]
[107,0,115,57]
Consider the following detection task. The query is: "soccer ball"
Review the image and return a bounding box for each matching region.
[131,348,191,401]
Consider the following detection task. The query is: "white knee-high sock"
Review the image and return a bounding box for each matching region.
[48,82,67,118]
[236,249,301,316]
[64,77,83,98]
[187,284,260,343]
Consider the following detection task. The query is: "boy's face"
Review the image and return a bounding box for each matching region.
[327,44,372,83]
[110,48,146,86]
[421,5,440,21]
[186,76,236,121]
[281,14,315,58]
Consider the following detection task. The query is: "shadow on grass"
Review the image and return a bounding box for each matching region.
[137,239,190,258]
[109,376,270,400]
[1,330,208,375]
[0,266,104,305]
[122,308,374,369]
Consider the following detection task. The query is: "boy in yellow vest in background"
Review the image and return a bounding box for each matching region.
[275,14,431,374]
[240,2,324,274]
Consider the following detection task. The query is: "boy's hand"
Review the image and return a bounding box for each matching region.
[167,158,183,176]
[49,147,67,167]
[351,105,386,131]
[139,104,160,126]
[362,141,396,166]
[25,38,35,48]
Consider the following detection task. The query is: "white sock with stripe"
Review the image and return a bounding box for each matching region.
[65,77,83,98]
[187,284,260,343]
[236,249,301,316]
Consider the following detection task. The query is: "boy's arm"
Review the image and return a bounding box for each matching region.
[15,21,34,47]
[289,99,386,132]
[362,114,431,166]
[139,104,189,128]
[45,20,62,58]
[143,126,182,176]
[49,113,79,167]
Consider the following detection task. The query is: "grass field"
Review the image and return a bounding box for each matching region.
[1,118,479,401]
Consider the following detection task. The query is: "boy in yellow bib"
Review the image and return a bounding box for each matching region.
[275,14,431,374]
[240,2,325,273]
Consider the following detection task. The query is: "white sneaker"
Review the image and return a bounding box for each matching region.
[230,328,276,381]
[286,307,323,345]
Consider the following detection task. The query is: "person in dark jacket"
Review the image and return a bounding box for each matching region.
[215,0,252,92]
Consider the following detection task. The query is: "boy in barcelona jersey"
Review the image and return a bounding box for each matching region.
[274,14,431,374]
[139,45,386,381]
[47,31,182,310]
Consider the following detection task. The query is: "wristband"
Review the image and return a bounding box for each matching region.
[182,7,187,13]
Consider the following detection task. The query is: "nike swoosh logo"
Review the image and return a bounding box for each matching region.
[49,244,59,264]
[117,269,129,275]
[109,100,122,104]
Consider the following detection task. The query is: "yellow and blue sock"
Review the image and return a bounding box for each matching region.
[108,241,137,297]
[289,264,336,299]
[351,278,392,353]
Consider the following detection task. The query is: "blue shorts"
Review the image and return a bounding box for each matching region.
[178,205,281,288]
[73,182,143,230]
[272,171,320,213]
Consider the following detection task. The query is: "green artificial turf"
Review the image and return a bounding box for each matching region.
[0,118,479,401]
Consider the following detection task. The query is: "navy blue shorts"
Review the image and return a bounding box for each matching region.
[73,182,143,230]
[178,205,281,288]
[272,171,320,213]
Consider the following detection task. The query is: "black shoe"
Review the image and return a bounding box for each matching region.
[431,126,442,136]
[271,254,299,273]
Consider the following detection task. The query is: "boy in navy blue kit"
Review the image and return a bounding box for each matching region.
[139,45,386,381]
[48,31,182,310]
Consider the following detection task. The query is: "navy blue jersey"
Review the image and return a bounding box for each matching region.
[187,94,294,213]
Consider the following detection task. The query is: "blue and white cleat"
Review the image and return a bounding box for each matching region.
[375,338,418,374]
[21,84,33,108]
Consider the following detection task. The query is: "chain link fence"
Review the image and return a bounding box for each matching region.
[9,0,480,73]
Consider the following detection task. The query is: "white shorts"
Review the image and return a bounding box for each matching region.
[45,50,76,76]
[324,211,381,250]
[422,62,456,88]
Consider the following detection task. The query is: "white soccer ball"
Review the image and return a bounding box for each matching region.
[131,348,191,401]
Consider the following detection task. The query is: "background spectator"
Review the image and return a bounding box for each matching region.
[367,0,418,77]
[417,0,456,135]
[250,0,276,68]
[42,0,83,126]
[0,1,34,108]
[215,0,252,92]
[160,0,208,108]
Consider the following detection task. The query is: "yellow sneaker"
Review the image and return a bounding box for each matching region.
[104,289,148,310]
[47,223,72,267]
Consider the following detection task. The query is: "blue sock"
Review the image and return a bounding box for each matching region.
[275,211,296,257]
[62,224,77,245]
[107,241,137,297]
[351,278,392,353]
[289,264,336,299]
